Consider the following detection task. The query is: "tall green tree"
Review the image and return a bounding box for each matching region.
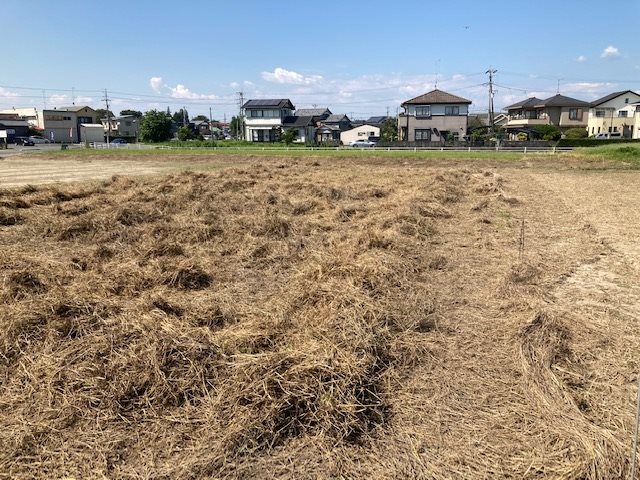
[95,108,114,121]
[139,110,173,142]
[119,109,143,118]
[230,116,242,137]
[380,117,398,142]
[192,115,209,121]
[172,108,189,127]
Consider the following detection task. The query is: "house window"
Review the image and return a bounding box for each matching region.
[591,127,594,134]
[569,108,582,120]
[415,106,430,117]
[625,98,629,104]
[618,111,628,117]
[414,129,431,141]
[445,106,460,115]
[613,126,618,132]
[595,110,606,117]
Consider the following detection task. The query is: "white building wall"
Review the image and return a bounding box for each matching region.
[340,125,380,145]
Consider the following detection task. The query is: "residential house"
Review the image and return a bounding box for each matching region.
[467,112,508,133]
[398,89,472,142]
[504,94,589,137]
[102,115,140,139]
[316,114,352,142]
[243,99,295,142]
[0,105,98,142]
[340,124,380,145]
[189,119,211,137]
[365,116,389,127]
[281,116,317,143]
[295,108,332,120]
[587,90,640,138]
[0,114,30,143]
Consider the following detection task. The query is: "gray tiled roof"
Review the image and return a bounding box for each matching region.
[536,94,589,108]
[324,114,350,123]
[590,90,639,107]
[402,89,472,106]
[296,108,331,116]
[504,97,544,110]
[282,116,316,127]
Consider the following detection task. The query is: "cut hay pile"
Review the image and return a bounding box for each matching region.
[0,158,637,478]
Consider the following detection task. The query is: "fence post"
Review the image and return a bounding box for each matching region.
[553,146,556,154]
[524,147,527,154]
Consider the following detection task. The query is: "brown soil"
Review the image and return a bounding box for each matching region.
[1,156,639,479]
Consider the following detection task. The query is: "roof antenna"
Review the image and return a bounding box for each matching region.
[434,59,441,89]
[556,79,562,94]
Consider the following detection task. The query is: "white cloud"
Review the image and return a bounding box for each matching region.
[0,87,18,98]
[261,67,323,85]
[601,46,621,58]
[229,81,240,88]
[169,84,218,100]
[150,76,164,93]
[576,55,587,62]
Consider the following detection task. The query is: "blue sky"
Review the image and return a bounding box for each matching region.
[2,0,638,120]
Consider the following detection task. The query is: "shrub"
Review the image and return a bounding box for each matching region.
[564,128,588,139]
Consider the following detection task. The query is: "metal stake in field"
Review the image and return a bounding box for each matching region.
[518,218,525,260]
[630,372,640,480]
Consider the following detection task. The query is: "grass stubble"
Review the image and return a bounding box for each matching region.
[0,156,637,478]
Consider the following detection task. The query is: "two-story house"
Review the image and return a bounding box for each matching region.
[0,105,98,142]
[587,90,640,138]
[102,115,140,139]
[398,89,472,142]
[504,94,589,137]
[243,99,295,142]
[315,114,352,142]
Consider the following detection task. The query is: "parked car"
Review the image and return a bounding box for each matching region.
[110,138,127,145]
[15,137,35,146]
[29,135,51,144]
[593,132,623,140]
[350,139,376,148]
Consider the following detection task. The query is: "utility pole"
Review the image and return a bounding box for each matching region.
[71,87,75,105]
[486,68,497,134]
[237,91,245,140]
[209,107,213,138]
[182,106,187,127]
[42,89,46,110]
[104,89,111,146]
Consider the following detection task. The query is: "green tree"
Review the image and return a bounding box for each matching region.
[380,117,398,142]
[564,127,588,139]
[177,125,195,141]
[230,116,242,137]
[172,108,189,127]
[532,124,561,141]
[139,110,173,142]
[119,109,143,118]
[280,128,297,145]
[95,108,114,121]
[192,115,209,121]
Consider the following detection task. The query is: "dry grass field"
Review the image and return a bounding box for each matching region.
[1,152,640,479]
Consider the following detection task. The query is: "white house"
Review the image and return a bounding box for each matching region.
[587,90,640,138]
[340,125,380,145]
[242,99,295,142]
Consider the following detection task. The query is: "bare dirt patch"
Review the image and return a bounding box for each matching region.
[1,158,639,478]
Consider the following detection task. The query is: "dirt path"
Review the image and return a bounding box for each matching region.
[0,156,181,188]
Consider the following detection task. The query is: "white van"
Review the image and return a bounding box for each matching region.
[594,132,623,140]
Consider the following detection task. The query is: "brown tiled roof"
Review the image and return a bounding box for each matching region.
[401,89,472,106]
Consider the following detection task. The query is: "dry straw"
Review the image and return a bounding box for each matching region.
[0,157,637,478]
